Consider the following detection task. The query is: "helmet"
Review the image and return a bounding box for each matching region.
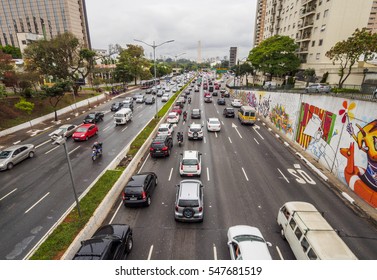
[94,141,98,146]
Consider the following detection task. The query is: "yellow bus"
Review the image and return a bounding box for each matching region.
[237,105,256,125]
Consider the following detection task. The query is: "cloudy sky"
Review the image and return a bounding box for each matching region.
[85,0,257,61]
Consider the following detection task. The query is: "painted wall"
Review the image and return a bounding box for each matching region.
[242,90,377,207]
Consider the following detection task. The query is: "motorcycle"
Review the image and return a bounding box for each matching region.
[92,147,102,161]
[177,134,183,147]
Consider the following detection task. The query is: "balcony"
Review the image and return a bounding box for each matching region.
[298,21,314,30]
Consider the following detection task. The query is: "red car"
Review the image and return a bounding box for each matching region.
[72,123,98,141]
[204,91,211,98]
[171,106,182,115]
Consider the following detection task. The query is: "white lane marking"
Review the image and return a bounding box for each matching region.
[13,140,21,145]
[147,245,154,260]
[278,168,290,183]
[207,167,210,181]
[43,126,52,131]
[215,132,218,138]
[138,113,143,118]
[232,123,242,139]
[109,201,123,224]
[275,133,280,138]
[66,118,71,121]
[168,168,173,181]
[213,244,218,260]
[204,136,206,144]
[0,188,17,201]
[241,167,249,181]
[103,125,112,132]
[121,126,128,132]
[276,246,285,260]
[268,128,272,131]
[25,192,50,214]
[216,109,219,114]
[253,138,260,145]
[253,127,264,140]
[138,153,150,173]
[263,122,266,126]
[45,146,59,154]
[36,140,51,149]
[294,164,301,169]
[284,141,290,147]
[221,121,224,125]
[228,137,232,144]
[68,146,80,155]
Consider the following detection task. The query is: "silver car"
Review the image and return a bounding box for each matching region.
[0,144,35,171]
[48,124,77,139]
[175,179,204,222]
[305,83,331,93]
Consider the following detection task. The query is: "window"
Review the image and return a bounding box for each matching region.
[312,41,315,47]
[324,9,329,18]
[289,219,296,230]
[301,237,310,251]
[307,248,318,260]
[294,227,303,240]
[321,24,326,31]
[316,13,320,20]
[319,39,323,46]
[316,53,320,60]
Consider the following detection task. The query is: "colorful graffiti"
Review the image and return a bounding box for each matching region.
[257,94,272,118]
[246,91,258,108]
[270,104,293,135]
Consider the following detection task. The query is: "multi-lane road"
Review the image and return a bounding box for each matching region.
[1,78,376,260]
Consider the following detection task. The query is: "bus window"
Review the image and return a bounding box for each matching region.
[307,248,318,260]
[289,218,296,230]
[301,237,310,252]
[294,227,302,240]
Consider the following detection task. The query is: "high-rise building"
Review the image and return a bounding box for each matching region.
[0,0,91,51]
[254,0,376,85]
[229,47,238,67]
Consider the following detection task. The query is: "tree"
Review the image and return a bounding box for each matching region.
[15,98,34,115]
[0,45,22,59]
[151,62,172,78]
[0,50,13,79]
[41,80,72,121]
[23,32,96,95]
[248,35,300,78]
[326,28,377,88]
[304,68,316,86]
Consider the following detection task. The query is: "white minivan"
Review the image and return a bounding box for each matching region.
[114,108,132,125]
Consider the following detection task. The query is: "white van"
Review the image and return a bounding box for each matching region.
[277,201,357,260]
[114,108,132,125]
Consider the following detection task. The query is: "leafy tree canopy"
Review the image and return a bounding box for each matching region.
[0,45,22,59]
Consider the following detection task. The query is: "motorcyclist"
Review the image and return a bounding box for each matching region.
[183,111,187,121]
[92,141,103,154]
[188,97,191,104]
[177,132,183,144]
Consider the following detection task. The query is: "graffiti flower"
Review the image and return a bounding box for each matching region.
[339,100,356,123]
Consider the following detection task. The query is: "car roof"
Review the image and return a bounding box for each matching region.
[79,123,95,128]
[168,112,178,116]
[153,134,169,141]
[183,150,199,159]
[159,123,170,128]
[208,118,219,122]
[190,123,201,128]
[127,173,148,186]
[59,124,75,128]
[1,144,33,151]
[179,179,202,199]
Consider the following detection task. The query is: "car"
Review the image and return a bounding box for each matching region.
[161,93,170,102]
[48,124,77,139]
[179,150,202,177]
[207,118,221,132]
[150,134,173,157]
[0,144,35,171]
[175,100,184,109]
[217,98,226,105]
[171,106,182,115]
[204,91,211,98]
[83,112,104,124]
[204,95,212,103]
[157,123,174,137]
[194,86,199,92]
[223,107,235,118]
[122,172,158,207]
[191,108,201,119]
[123,97,133,105]
[167,112,180,124]
[110,102,123,112]
[72,224,133,260]
[373,87,377,98]
[72,123,98,141]
[223,91,230,98]
[174,179,204,222]
[123,102,134,111]
[231,99,242,108]
[305,83,331,93]
[220,88,226,93]
[135,95,145,103]
[227,225,272,260]
[188,123,203,140]
[212,90,218,96]
[165,87,171,92]
[263,81,277,90]
[145,88,152,94]
[145,96,155,104]
[156,89,164,97]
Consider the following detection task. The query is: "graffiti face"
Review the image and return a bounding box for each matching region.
[355,120,377,161]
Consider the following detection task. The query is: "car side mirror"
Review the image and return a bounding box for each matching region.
[199,152,202,156]
[180,153,183,156]
[266,241,272,247]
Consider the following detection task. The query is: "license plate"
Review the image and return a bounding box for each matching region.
[130,197,137,200]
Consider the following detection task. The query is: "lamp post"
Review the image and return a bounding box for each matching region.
[134,39,174,118]
[174,52,186,72]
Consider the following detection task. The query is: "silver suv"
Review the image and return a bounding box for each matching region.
[175,179,204,222]
[188,123,203,140]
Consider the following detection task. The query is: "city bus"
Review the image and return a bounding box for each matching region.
[140,79,159,89]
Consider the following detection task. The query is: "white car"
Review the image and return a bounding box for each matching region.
[167,112,179,124]
[227,225,272,260]
[48,124,77,139]
[206,118,221,132]
[135,95,145,103]
[123,97,133,105]
[161,93,170,102]
[188,123,203,140]
[231,99,242,107]
[157,89,164,97]
[157,123,174,136]
[179,150,202,177]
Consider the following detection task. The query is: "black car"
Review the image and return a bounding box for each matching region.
[150,134,173,158]
[122,172,158,207]
[223,107,235,118]
[83,112,104,124]
[110,102,123,112]
[73,224,133,260]
[222,91,230,98]
[217,98,226,105]
[212,91,218,96]
[145,96,155,104]
[191,108,201,119]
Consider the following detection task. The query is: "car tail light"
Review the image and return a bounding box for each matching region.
[162,146,168,151]
[122,192,126,200]
[150,147,154,151]
[142,191,146,199]
[175,205,178,211]
[197,164,200,170]
[180,164,183,170]
[199,207,203,212]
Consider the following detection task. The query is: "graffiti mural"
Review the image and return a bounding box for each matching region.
[256,93,271,118]
[270,104,293,135]
[246,91,258,108]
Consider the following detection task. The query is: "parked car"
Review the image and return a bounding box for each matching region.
[83,112,104,124]
[179,150,202,177]
[157,123,174,137]
[145,96,155,104]
[73,224,133,260]
[305,83,331,93]
[72,123,98,141]
[188,123,203,140]
[223,107,235,118]
[150,134,173,157]
[48,124,77,139]
[122,172,158,207]
[175,179,204,222]
[217,98,226,105]
[167,112,179,124]
[231,99,242,108]
[0,144,35,171]
[161,93,170,102]
[207,118,221,132]
[191,108,201,119]
[110,102,123,112]
[227,225,272,260]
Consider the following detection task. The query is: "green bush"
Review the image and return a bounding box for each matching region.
[331,87,360,94]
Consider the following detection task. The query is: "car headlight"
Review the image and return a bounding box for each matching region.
[0,163,4,167]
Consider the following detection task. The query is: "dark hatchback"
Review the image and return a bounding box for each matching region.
[150,135,173,157]
[223,107,235,118]
[191,108,201,119]
[83,112,104,124]
[73,224,133,260]
[217,98,226,105]
[122,172,158,207]
[110,102,123,112]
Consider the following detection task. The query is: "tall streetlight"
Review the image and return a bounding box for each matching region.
[134,39,175,118]
[174,52,186,70]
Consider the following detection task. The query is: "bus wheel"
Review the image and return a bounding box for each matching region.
[280,227,286,240]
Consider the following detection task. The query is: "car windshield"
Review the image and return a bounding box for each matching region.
[178,199,199,207]
[158,128,168,132]
[192,110,200,114]
[182,159,198,165]
[76,127,88,132]
[87,114,95,118]
[168,115,176,119]
[209,120,219,124]
[0,151,11,159]
[190,128,201,132]
[234,234,265,243]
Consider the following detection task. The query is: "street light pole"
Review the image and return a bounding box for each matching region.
[134,39,174,118]
[174,52,186,71]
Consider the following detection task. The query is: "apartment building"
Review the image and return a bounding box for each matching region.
[255,0,376,85]
[229,47,238,67]
[0,0,91,52]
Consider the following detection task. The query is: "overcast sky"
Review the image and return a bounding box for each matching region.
[85,0,257,62]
